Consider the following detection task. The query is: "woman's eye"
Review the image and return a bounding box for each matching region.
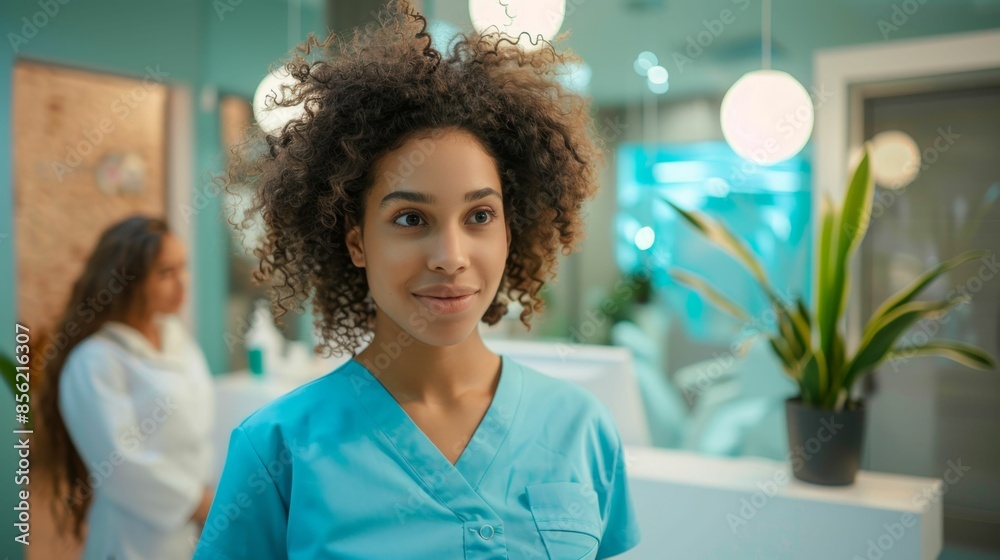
[393,209,496,228]
[469,209,495,225]
[393,213,425,227]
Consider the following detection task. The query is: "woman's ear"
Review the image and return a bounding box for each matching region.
[345,226,366,268]
[505,218,512,253]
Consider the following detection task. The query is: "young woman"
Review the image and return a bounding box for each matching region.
[38,215,215,559]
[194,2,641,558]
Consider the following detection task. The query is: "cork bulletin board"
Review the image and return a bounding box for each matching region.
[12,60,169,333]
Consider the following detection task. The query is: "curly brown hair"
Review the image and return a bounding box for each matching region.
[224,0,604,357]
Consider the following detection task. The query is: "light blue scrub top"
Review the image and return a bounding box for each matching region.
[193,354,641,559]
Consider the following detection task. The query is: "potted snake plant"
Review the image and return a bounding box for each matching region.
[664,146,996,485]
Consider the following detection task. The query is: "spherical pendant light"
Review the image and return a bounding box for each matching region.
[720,0,813,166]
[469,0,565,50]
[870,130,921,190]
[721,69,813,166]
[253,67,306,136]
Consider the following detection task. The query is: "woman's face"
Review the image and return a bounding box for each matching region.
[346,128,511,347]
[142,233,188,315]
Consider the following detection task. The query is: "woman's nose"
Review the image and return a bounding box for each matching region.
[426,224,470,274]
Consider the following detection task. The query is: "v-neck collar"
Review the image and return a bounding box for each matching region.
[348,354,523,504]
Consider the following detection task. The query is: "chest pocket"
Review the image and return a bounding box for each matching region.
[526,482,602,560]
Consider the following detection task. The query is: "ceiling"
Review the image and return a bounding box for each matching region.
[427,0,1000,106]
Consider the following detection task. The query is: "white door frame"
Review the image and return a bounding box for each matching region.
[166,85,196,332]
[812,28,1000,354]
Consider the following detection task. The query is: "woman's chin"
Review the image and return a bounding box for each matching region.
[404,321,482,349]
[160,301,184,315]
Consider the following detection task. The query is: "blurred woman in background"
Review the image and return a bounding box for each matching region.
[38,215,215,559]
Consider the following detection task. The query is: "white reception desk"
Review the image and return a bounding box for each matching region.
[620,446,943,560]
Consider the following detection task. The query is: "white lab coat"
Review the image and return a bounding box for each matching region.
[59,313,215,560]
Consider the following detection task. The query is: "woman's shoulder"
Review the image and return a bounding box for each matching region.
[236,358,359,437]
[63,328,126,371]
[507,356,626,462]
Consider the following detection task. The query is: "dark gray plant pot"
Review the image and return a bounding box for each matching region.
[785,397,866,486]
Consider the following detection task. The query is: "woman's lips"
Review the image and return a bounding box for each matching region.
[413,293,477,314]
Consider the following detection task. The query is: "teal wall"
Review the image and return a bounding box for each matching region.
[0,1,325,557]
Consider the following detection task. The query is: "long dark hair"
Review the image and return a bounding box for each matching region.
[37,215,170,541]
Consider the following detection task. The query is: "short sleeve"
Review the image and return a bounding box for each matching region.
[193,426,289,559]
[58,347,203,530]
[596,424,642,559]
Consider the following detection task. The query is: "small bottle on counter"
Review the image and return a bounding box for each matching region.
[246,299,285,377]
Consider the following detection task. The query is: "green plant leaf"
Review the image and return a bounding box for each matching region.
[779,300,812,360]
[777,307,803,358]
[1,353,17,398]
[664,197,815,388]
[886,339,997,371]
[734,335,759,359]
[825,331,847,407]
[844,299,957,390]
[798,349,828,407]
[838,150,875,260]
[791,298,814,364]
[2,352,36,431]
[824,150,874,363]
[864,250,988,341]
[768,335,797,378]
[816,192,840,374]
[663,198,778,300]
[795,297,812,336]
[668,268,751,323]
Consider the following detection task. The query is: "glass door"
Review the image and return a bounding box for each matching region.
[861,78,1000,553]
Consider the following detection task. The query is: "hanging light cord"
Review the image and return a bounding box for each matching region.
[762,0,771,70]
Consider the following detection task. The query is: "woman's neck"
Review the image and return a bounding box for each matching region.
[355,323,501,406]
[122,310,162,352]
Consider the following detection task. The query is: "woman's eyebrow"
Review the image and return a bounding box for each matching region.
[378,187,501,209]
